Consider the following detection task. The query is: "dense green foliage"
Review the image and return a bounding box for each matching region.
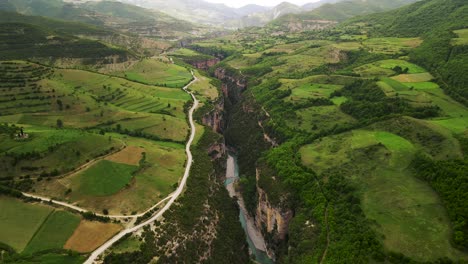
[335,80,440,120]
[0,22,129,62]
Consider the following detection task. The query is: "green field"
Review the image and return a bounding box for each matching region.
[392,72,433,83]
[452,29,468,46]
[112,59,192,87]
[74,160,138,196]
[402,82,440,90]
[0,125,122,179]
[0,197,53,252]
[35,134,186,215]
[380,77,411,92]
[185,71,218,103]
[23,210,81,254]
[111,235,142,254]
[363,37,422,54]
[286,83,343,102]
[355,59,427,76]
[300,129,467,261]
[11,253,85,264]
[287,105,357,133]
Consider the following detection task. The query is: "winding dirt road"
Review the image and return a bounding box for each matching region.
[83,72,199,264]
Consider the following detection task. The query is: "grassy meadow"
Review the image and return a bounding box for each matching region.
[109,58,192,87]
[300,128,466,261]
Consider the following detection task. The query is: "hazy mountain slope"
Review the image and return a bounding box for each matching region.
[234,2,303,27]
[0,0,199,39]
[235,4,270,16]
[120,0,238,25]
[302,0,344,11]
[272,0,421,29]
[0,12,133,64]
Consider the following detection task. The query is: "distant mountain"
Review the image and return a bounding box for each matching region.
[0,0,201,40]
[230,2,302,27]
[295,0,421,21]
[302,0,344,11]
[270,0,421,31]
[120,0,308,28]
[120,0,239,25]
[235,4,270,16]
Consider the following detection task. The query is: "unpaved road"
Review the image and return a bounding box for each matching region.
[21,192,173,219]
[84,72,199,264]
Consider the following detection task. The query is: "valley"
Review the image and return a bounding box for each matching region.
[0,0,467,264]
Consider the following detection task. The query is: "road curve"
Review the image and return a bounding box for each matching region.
[84,72,199,264]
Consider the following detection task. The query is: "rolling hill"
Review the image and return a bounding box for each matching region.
[0,0,203,40]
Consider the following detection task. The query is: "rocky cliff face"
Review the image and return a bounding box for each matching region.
[202,96,225,134]
[191,58,220,70]
[255,169,293,241]
[214,67,247,103]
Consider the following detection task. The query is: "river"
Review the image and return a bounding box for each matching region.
[225,154,274,264]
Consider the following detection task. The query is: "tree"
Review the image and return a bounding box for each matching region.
[56,119,63,128]
[56,99,63,111]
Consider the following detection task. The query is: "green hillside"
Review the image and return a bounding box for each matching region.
[271,0,420,29]
[176,0,468,262]
[0,0,199,39]
[348,0,468,104]
[0,22,129,62]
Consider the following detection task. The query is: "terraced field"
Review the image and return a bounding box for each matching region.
[362,37,422,54]
[0,58,195,251]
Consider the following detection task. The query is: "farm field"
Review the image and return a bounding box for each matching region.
[11,253,85,264]
[64,220,122,253]
[354,59,427,76]
[0,125,123,178]
[71,160,138,197]
[287,105,357,133]
[452,29,468,46]
[392,72,433,83]
[285,83,343,102]
[23,210,81,254]
[0,196,53,252]
[362,37,422,54]
[300,129,467,261]
[33,134,186,214]
[109,58,192,87]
